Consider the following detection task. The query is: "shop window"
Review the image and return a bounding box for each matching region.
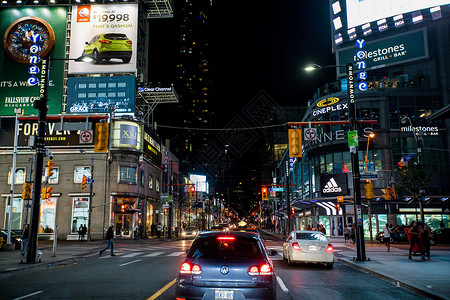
[8,167,26,185]
[74,166,91,183]
[43,167,59,184]
[71,197,89,234]
[4,197,23,230]
[119,166,137,184]
[155,178,160,192]
[40,198,56,234]
[149,176,153,190]
[139,170,145,186]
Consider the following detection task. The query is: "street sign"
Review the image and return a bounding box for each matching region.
[360,171,378,180]
[79,130,93,144]
[348,130,359,147]
[269,188,284,192]
[304,128,317,141]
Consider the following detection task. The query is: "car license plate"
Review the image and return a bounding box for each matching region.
[215,290,234,300]
[309,245,318,251]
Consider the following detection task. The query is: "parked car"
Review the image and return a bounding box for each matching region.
[181,226,199,239]
[0,229,22,250]
[176,231,277,300]
[430,228,450,245]
[209,225,223,231]
[282,230,334,268]
[376,225,409,243]
[82,33,132,64]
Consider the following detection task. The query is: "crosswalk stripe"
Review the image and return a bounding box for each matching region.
[167,252,185,256]
[144,252,164,257]
[122,252,144,258]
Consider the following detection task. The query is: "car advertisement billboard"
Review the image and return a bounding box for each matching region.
[336,29,428,77]
[345,0,450,29]
[68,4,138,74]
[66,76,135,115]
[0,7,67,116]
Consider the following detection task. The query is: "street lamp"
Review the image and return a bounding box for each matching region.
[304,63,367,261]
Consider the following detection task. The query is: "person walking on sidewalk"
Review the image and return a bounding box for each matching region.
[156,223,162,238]
[422,223,431,259]
[350,223,356,244]
[383,223,392,251]
[408,221,425,260]
[99,224,116,257]
[343,225,350,245]
[20,224,29,256]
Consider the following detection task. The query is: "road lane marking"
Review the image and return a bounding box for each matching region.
[122,252,144,258]
[119,259,141,267]
[13,291,43,300]
[144,252,164,257]
[147,278,177,300]
[167,251,185,256]
[276,276,289,293]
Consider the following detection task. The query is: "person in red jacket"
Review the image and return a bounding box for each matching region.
[408,221,424,260]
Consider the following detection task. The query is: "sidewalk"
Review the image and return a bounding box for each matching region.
[263,230,450,300]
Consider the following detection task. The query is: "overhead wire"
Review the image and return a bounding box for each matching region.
[156,123,289,131]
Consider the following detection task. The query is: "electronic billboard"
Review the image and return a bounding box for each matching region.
[345,0,450,29]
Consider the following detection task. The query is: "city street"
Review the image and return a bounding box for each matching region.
[0,232,443,300]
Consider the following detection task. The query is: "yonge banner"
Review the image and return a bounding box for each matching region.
[68,4,138,74]
[0,7,67,116]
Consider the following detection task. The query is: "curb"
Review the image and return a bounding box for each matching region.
[336,257,445,300]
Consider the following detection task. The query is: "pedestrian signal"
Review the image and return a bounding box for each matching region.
[190,186,196,199]
[94,122,109,152]
[22,182,32,200]
[47,159,55,177]
[261,187,268,200]
[288,129,302,157]
[81,175,87,190]
[364,181,374,199]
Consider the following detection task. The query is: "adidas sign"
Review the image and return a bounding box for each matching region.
[323,178,342,193]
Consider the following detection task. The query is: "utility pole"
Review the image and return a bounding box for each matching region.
[286,160,291,234]
[168,160,173,239]
[88,156,94,241]
[27,58,49,263]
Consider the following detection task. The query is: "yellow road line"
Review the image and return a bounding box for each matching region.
[147,278,177,300]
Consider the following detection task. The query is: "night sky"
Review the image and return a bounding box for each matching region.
[148,1,336,122]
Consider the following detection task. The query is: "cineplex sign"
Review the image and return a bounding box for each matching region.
[312,97,348,117]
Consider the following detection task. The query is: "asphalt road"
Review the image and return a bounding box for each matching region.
[0,234,429,300]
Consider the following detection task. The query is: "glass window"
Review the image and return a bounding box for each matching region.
[148,176,153,190]
[44,167,59,184]
[74,167,91,183]
[139,170,144,186]
[295,232,327,241]
[8,167,26,185]
[71,197,89,234]
[187,236,263,260]
[120,166,137,184]
[4,197,23,230]
[39,198,56,233]
[155,178,160,192]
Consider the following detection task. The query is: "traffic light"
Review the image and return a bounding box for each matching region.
[94,122,109,152]
[22,182,32,200]
[261,187,268,200]
[190,186,196,199]
[81,175,87,190]
[164,208,168,215]
[398,159,406,175]
[382,188,391,200]
[288,129,302,157]
[364,181,374,199]
[47,159,55,177]
[41,186,53,199]
[335,203,340,211]
[291,207,295,215]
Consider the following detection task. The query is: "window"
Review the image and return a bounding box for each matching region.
[139,170,144,186]
[148,176,153,190]
[40,198,57,233]
[8,167,26,185]
[4,197,23,230]
[71,197,89,234]
[44,167,59,184]
[155,178,160,192]
[120,166,137,184]
[74,167,91,183]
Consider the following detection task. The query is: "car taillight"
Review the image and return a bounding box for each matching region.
[248,264,273,276]
[180,262,202,275]
[126,40,132,44]
[326,244,333,253]
[217,236,235,241]
[292,242,302,251]
[98,40,112,44]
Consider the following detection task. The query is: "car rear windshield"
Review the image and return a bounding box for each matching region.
[104,34,129,40]
[295,232,327,241]
[187,236,264,260]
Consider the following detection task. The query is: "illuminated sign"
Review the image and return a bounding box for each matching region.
[321,174,348,197]
[112,120,141,150]
[143,127,161,165]
[317,97,340,107]
[189,174,208,193]
[312,102,348,117]
[401,126,439,136]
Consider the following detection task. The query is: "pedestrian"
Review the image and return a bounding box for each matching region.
[151,223,156,237]
[383,223,392,251]
[343,225,350,245]
[440,220,445,228]
[306,224,311,231]
[99,224,116,256]
[156,223,162,238]
[350,223,356,244]
[82,224,87,240]
[139,223,145,239]
[422,223,431,259]
[78,225,83,240]
[321,224,326,235]
[408,221,425,260]
[20,224,29,256]
[134,225,138,240]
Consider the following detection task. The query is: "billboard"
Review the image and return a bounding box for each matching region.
[143,127,161,165]
[320,174,348,197]
[112,120,141,150]
[0,7,67,116]
[189,174,208,193]
[66,76,135,115]
[68,4,138,74]
[345,0,450,29]
[336,29,428,77]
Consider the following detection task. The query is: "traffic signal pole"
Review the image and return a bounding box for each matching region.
[26,58,49,263]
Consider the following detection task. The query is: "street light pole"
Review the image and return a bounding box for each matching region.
[346,63,366,261]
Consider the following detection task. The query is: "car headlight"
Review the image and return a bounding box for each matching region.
[182,232,186,237]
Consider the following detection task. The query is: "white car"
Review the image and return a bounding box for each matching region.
[282,230,334,268]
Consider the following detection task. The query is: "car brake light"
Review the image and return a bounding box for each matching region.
[180,262,202,275]
[248,264,273,276]
[292,242,302,251]
[248,266,259,276]
[126,40,132,44]
[326,244,333,253]
[259,264,273,275]
[98,40,112,44]
[217,236,235,241]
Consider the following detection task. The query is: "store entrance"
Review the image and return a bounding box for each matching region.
[115,214,132,238]
[330,216,344,236]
